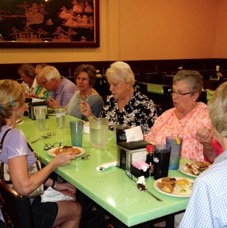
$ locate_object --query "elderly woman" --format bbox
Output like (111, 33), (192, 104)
(0, 79), (82, 227)
(66, 64), (104, 121)
(17, 63), (37, 97)
(180, 81), (227, 227)
(80, 61), (158, 133)
(144, 70), (211, 161)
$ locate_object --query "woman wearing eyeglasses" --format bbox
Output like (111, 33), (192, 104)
(144, 70), (211, 162)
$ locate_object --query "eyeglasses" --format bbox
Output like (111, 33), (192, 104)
(44, 142), (62, 150)
(170, 90), (192, 96)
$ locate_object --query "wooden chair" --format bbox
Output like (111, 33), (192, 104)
(0, 180), (34, 228)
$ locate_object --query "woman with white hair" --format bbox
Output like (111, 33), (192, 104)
(81, 61), (158, 133)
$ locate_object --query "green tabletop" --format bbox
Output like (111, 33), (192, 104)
(147, 83), (212, 101)
(17, 115), (194, 227)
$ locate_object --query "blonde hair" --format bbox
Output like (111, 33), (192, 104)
(106, 61), (135, 86)
(208, 81), (227, 137)
(0, 80), (24, 128)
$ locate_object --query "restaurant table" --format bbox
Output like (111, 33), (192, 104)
(17, 115), (195, 227)
(146, 83), (213, 101)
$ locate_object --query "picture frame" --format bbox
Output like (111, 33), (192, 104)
(0, 0), (99, 48)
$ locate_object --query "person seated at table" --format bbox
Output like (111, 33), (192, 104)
(196, 127), (223, 163)
(144, 70), (211, 161)
(180, 81), (227, 228)
(80, 61), (158, 134)
(34, 63), (51, 100)
(36, 65), (78, 109)
(17, 63), (37, 98)
(0, 79), (82, 228)
(66, 64), (104, 121)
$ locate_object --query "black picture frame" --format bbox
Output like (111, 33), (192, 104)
(0, 0), (99, 48)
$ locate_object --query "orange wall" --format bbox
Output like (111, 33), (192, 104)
(214, 0), (227, 58)
(0, 0), (224, 64)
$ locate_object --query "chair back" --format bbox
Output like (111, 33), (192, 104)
(198, 90), (207, 104)
(162, 85), (173, 111)
(0, 180), (34, 228)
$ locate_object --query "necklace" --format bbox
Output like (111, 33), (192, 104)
(80, 88), (92, 99)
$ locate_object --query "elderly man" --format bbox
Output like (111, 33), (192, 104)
(37, 65), (78, 108)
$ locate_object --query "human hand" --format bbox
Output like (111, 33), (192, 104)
(196, 127), (213, 146)
(52, 153), (76, 167)
(55, 182), (76, 199)
(80, 100), (92, 117)
(46, 98), (59, 109)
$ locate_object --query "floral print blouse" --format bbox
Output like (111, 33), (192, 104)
(144, 102), (211, 161)
(100, 90), (158, 134)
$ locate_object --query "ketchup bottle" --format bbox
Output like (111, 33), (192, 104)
(146, 144), (154, 176)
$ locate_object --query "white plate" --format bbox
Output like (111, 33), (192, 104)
(47, 146), (85, 157)
(153, 177), (193, 197)
(179, 164), (198, 178)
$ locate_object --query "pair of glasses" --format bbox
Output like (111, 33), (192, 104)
(170, 90), (192, 96)
(44, 142), (62, 150)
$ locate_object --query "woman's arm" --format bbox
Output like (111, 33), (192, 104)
(9, 153), (76, 196)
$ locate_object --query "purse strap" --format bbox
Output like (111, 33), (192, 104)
(0, 129), (12, 150)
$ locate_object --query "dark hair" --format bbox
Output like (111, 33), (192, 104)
(17, 64), (36, 79)
(74, 64), (97, 86)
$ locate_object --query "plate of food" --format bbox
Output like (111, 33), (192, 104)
(47, 146), (85, 157)
(153, 177), (193, 197)
(179, 161), (210, 177)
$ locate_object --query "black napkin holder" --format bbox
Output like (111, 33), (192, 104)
(117, 140), (151, 171)
(28, 102), (48, 120)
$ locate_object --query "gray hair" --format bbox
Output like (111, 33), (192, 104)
(208, 81), (227, 137)
(173, 70), (203, 93)
(38, 65), (61, 81)
(106, 61), (135, 86)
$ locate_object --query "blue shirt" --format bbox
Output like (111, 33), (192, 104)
(180, 150), (227, 228)
(51, 77), (78, 107)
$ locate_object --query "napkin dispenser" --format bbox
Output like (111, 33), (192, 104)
(117, 140), (151, 171)
(28, 102), (48, 120)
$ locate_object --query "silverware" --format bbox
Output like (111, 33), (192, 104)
(137, 183), (162, 201)
(31, 132), (56, 143)
(125, 171), (162, 202)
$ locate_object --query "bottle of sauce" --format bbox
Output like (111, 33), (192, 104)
(146, 144), (154, 176)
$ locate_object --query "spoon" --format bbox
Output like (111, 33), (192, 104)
(137, 183), (162, 202)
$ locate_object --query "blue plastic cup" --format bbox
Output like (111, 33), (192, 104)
(70, 120), (83, 147)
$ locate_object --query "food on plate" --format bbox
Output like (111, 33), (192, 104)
(157, 177), (176, 193)
(157, 177), (192, 194)
(184, 161), (210, 176)
(53, 146), (81, 156)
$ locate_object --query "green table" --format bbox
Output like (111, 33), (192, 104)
(147, 83), (212, 101)
(17, 115), (194, 227)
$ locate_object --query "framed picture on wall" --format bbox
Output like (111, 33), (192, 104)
(0, 0), (99, 48)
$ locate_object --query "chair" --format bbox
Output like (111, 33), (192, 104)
(162, 85), (173, 111)
(0, 180), (34, 228)
(134, 81), (149, 97)
(93, 76), (111, 102)
(142, 72), (164, 84)
(198, 90), (207, 104)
